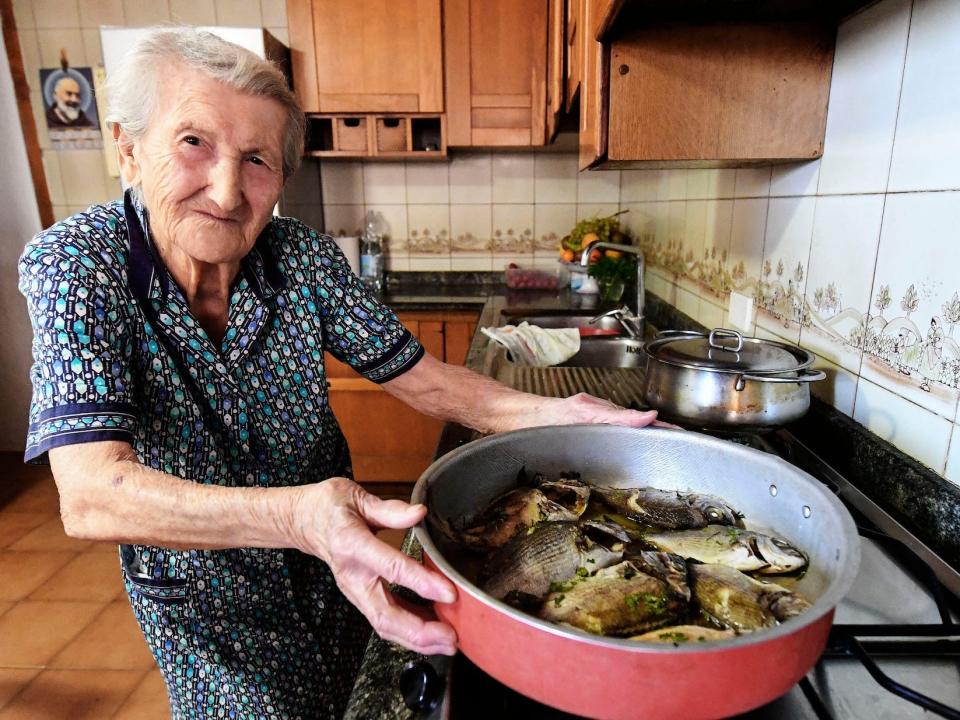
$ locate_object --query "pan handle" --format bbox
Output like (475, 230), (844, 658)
(709, 328), (744, 352)
(734, 369), (827, 391)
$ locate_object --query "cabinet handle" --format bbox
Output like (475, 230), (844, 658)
(618, 64), (630, 75)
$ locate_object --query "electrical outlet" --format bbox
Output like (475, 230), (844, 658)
(728, 291), (755, 332)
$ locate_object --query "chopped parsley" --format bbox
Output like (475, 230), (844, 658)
(623, 566), (637, 580)
(576, 566), (589, 578)
(726, 527), (740, 540)
(625, 592), (667, 613)
(658, 631), (688, 643)
(553, 594), (565, 608)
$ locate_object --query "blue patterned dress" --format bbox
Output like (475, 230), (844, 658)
(18, 191), (425, 719)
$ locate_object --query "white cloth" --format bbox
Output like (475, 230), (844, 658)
(482, 322), (581, 367)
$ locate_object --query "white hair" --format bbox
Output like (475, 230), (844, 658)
(104, 27), (305, 184)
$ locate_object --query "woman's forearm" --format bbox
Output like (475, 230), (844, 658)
(49, 441), (301, 549)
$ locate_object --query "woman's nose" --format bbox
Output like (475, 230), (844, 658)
(208, 158), (243, 214)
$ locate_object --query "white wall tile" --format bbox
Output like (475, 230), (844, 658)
(888, 0), (960, 192)
(405, 162), (449, 204)
(801, 194), (884, 372)
(533, 204), (576, 254)
(854, 377), (953, 472)
(677, 286), (699, 318)
(620, 170), (659, 203)
(863, 190), (960, 419)
(818, 0), (911, 194)
(450, 204), (492, 251)
(492, 154), (535, 203)
(320, 161), (363, 205)
(577, 168), (620, 203)
(620, 202), (656, 242)
(703, 199), (734, 256)
(451, 256), (493, 271)
(577, 203), (619, 222)
(687, 169), (735, 200)
(410, 257), (452, 271)
(322, 204), (364, 238)
(260, 0), (286, 27)
(449, 153), (491, 204)
(38, 29), (87, 68)
(770, 159), (821, 197)
(170, 0), (216, 24)
(659, 169), (687, 200)
(81, 28), (102, 66)
(534, 154), (578, 203)
(699, 298), (725, 330)
(492, 204), (534, 253)
(728, 198), (768, 291)
(407, 204), (450, 253)
(362, 162), (406, 205)
(41, 152), (65, 206)
(734, 167), (771, 198)
(78, 0), (124, 26)
(32, 0), (80, 28)
(59, 150), (110, 205)
(683, 200), (708, 267)
(214, 0), (261, 25)
(122, 0), (171, 24)
(266, 26), (288, 46)
(811, 355), (860, 416)
(12, 0), (36, 29)
(756, 196), (816, 343)
(18, 31), (41, 93)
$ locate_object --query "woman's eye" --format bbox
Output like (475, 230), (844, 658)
(248, 156), (265, 166)
(182, 135), (201, 146)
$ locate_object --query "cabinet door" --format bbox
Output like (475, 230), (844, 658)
(565, 0), (582, 113)
(546, 0), (566, 142)
(445, 0), (549, 147)
(288, 0), (443, 114)
(578, 0), (608, 169)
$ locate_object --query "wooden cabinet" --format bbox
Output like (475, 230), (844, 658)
(286, 0), (443, 114)
(326, 310), (480, 483)
(572, 1), (837, 168)
(444, 0), (549, 147)
(545, 0), (566, 142)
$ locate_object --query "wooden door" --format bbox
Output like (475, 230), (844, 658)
(565, 0), (582, 113)
(445, 0), (549, 147)
(286, 0), (443, 114)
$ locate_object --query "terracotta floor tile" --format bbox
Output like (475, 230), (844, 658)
(0, 669), (41, 711)
(0, 551), (77, 602)
(0, 601), (104, 666)
(0, 513), (53, 549)
(29, 552), (124, 603)
(50, 601), (155, 671)
(7, 517), (91, 553)
(0, 669), (144, 720)
(0, 602), (11, 619)
(0, 478), (60, 515)
(109, 670), (170, 720)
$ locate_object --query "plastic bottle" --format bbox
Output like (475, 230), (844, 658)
(360, 218), (384, 293)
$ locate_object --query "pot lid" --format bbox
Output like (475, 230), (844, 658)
(647, 328), (812, 373)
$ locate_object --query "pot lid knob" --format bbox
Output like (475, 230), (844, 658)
(400, 659), (445, 713)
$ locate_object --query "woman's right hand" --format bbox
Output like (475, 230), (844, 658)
(286, 477), (458, 656)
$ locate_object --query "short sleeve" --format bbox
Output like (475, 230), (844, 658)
(18, 232), (138, 463)
(306, 230), (424, 383)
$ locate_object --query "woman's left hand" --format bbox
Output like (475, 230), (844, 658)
(522, 392), (678, 430)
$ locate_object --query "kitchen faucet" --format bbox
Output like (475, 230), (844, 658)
(581, 242), (645, 338)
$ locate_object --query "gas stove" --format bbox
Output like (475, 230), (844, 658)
(404, 429), (960, 720)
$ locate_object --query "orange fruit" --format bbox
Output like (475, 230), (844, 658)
(589, 249), (602, 264)
(561, 249), (575, 263)
(582, 232), (599, 247)
(605, 250), (623, 259)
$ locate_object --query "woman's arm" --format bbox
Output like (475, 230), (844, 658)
(48, 440), (458, 656)
(381, 352), (659, 433)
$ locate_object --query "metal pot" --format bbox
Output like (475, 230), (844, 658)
(643, 328), (826, 430)
(412, 425), (860, 720)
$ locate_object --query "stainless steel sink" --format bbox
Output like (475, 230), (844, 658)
(503, 313), (623, 333)
(559, 337), (646, 368)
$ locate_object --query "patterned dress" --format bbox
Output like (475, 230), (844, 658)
(18, 191), (425, 719)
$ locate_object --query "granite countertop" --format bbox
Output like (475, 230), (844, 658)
(343, 282), (960, 719)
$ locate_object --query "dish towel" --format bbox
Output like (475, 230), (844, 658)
(481, 322), (581, 367)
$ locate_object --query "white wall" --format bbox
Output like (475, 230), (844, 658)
(0, 32), (42, 452)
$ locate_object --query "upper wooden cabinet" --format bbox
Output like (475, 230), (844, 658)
(574, 0), (837, 168)
(444, 0), (549, 147)
(286, 0), (443, 114)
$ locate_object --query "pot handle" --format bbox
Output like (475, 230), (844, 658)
(709, 328), (744, 352)
(656, 329), (703, 338)
(734, 369), (827, 391)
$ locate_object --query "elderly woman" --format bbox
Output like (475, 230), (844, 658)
(18, 29), (658, 719)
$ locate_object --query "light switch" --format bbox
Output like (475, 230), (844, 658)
(727, 291), (755, 332)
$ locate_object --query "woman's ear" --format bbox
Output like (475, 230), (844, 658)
(112, 124), (140, 190)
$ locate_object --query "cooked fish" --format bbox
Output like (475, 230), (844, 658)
(538, 475), (591, 518)
(630, 625), (737, 644)
(627, 551), (690, 602)
(438, 487), (582, 551)
(690, 563), (812, 631)
(480, 522), (624, 601)
(539, 561), (684, 636)
(592, 486), (744, 530)
(643, 526), (807, 574)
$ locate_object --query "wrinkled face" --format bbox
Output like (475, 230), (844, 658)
(118, 63), (287, 265)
